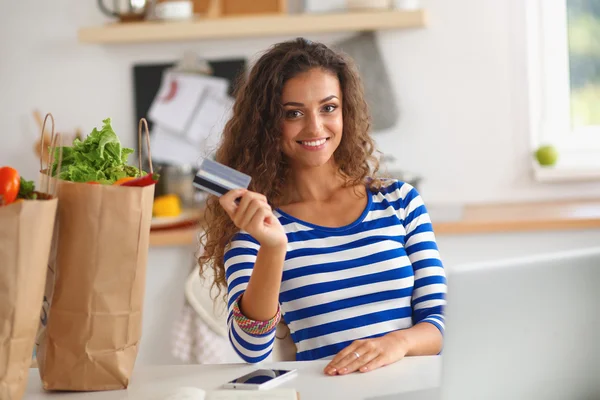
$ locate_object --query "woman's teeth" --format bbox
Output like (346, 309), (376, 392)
(301, 139), (327, 147)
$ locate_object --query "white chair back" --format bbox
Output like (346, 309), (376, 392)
(185, 265), (297, 362)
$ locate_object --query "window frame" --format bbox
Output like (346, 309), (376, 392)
(526, 0), (600, 181)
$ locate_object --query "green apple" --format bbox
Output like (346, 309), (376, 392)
(535, 145), (559, 166)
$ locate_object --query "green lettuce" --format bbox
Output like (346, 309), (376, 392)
(17, 177), (37, 200)
(51, 118), (141, 184)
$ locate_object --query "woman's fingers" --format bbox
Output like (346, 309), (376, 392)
(331, 340), (361, 364)
(219, 189), (271, 229)
(333, 343), (372, 374)
(236, 198), (268, 231)
(324, 339), (394, 375)
(219, 189), (285, 248)
(218, 189), (247, 216)
(338, 351), (379, 375)
(324, 340), (362, 375)
(246, 206), (271, 234)
(358, 355), (388, 373)
(232, 191), (253, 226)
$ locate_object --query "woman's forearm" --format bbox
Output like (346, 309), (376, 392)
(387, 322), (443, 356)
(239, 243), (287, 321)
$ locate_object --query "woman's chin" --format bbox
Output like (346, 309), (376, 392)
(299, 156), (335, 169)
(293, 155), (333, 169)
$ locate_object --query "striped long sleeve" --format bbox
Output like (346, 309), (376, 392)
(398, 183), (447, 334)
(224, 233), (277, 363)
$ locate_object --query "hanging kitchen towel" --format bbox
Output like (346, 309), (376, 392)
(334, 32), (400, 131)
(172, 263), (230, 364)
(172, 300), (229, 364)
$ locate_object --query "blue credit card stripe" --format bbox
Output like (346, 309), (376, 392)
(193, 176), (229, 196)
(197, 169), (239, 191)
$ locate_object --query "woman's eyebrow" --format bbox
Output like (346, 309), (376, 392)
(319, 95), (338, 103)
(283, 95), (339, 107)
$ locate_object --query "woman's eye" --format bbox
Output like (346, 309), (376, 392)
(286, 110), (302, 118)
(323, 105), (337, 113)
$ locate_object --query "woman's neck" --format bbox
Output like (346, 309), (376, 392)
(285, 160), (345, 204)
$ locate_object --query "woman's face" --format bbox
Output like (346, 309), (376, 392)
(280, 68), (343, 169)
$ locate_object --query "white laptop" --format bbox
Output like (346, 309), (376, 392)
(373, 247), (600, 400)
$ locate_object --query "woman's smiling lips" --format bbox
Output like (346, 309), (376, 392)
(296, 137), (330, 151)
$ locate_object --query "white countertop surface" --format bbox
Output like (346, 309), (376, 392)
(25, 357), (441, 400)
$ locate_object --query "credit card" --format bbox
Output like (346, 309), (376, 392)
(193, 158), (252, 197)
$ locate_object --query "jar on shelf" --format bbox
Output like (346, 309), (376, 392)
(394, 0), (421, 10)
(346, 0), (392, 11)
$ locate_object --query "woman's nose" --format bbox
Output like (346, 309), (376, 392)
(306, 113), (323, 136)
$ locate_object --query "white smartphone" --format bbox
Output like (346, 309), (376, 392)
(222, 368), (297, 390)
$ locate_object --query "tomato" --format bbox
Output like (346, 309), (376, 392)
(0, 166), (20, 206)
(113, 177), (136, 186)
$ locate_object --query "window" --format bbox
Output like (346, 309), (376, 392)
(528, 0), (600, 181)
(567, 1), (600, 131)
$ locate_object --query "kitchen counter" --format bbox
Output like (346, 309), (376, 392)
(433, 198), (600, 234)
(149, 199), (600, 247)
(150, 227), (200, 247)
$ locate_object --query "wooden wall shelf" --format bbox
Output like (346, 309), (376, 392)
(78, 10), (426, 44)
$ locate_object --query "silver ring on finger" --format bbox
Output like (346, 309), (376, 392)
(353, 351), (360, 359)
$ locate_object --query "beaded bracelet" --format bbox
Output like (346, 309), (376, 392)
(232, 294), (281, 336)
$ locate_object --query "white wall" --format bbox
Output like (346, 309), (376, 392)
(138, 247), (194, 365)
(1, 0), (599, 204)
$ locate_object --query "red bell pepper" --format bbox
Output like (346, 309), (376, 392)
(120, 172), (159, 187)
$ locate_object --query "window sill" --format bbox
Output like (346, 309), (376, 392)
(533, 162), (600, 183)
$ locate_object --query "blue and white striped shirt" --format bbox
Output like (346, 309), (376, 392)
(224, 180), (447, 362)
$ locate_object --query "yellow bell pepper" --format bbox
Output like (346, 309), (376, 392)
(153, 194), (182, 218)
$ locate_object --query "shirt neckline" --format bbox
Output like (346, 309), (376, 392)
(275, 185), (373, 233)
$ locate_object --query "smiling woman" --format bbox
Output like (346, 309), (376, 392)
(199, 38), (446, 375)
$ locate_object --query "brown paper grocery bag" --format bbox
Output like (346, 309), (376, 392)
(0, 199), (57, 400)
(36, 119), (155, 391)
(0, 119), (60, 400)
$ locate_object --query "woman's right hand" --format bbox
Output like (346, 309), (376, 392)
(219, 189), (287, 249)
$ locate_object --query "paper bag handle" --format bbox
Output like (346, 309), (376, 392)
(46, 132), (63, 196)
(39, 113), (56, 172)
(138, 118), (154, 174)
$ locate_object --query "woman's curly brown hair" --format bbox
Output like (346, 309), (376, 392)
(198, 38), (381, 297)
